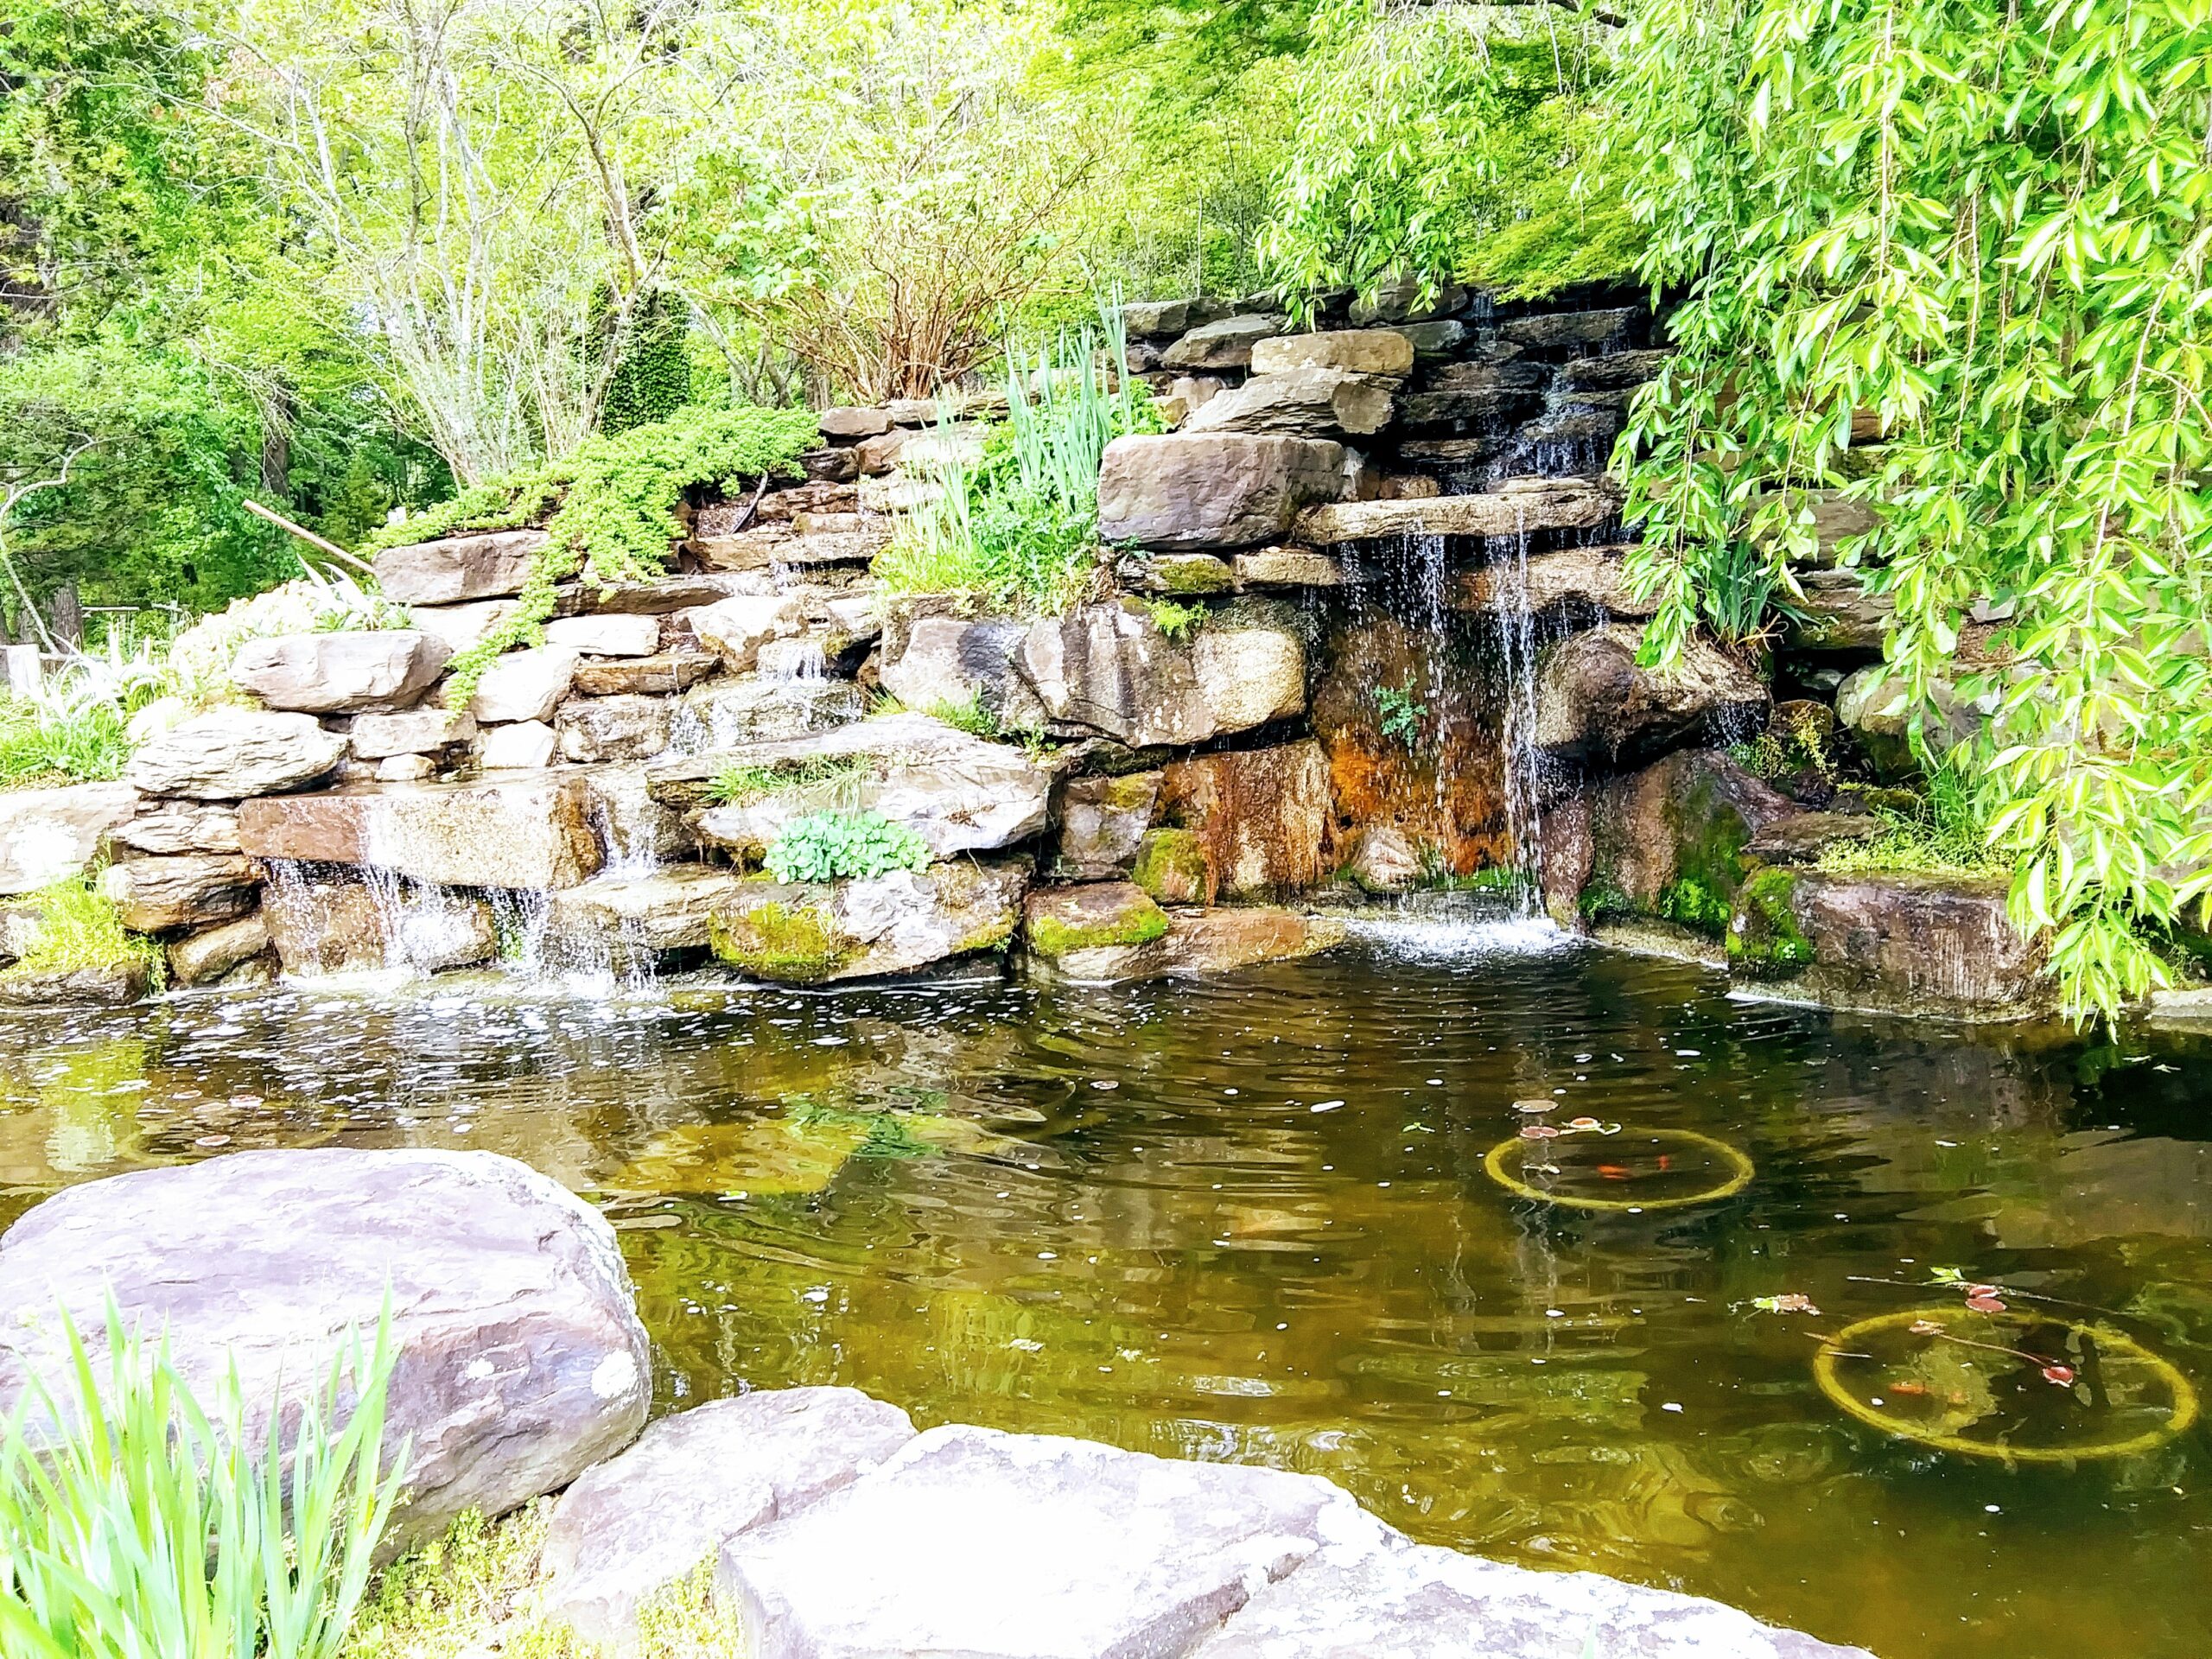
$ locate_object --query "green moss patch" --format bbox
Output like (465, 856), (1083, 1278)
(1027, 898), (1169, 958)
(1727, 866), (1815, 976)
(1132, 829), (1215, 906)
(709, 899), (853, 983)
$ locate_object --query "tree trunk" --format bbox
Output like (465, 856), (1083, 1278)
(48, 582), (81, 649)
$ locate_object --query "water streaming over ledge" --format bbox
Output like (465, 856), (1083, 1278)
(3, 939), (2210, 1659)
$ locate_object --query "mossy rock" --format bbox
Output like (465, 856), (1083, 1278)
(1132, 828), (1216, 906)
(1726, 865), (1815, 976)
(1658, 875), (1732, 938)
(1024, 884), (1172, 959)
(709, 899), (854, 984)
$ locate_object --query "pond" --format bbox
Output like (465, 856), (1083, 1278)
(3, 920), (2209, 1659)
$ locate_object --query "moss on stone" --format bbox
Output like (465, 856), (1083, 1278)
(1578, 880), (1631, 920)
(709, 900), (853, 982)
(1027, 899), (1170, 958)
(1727, 866), (1815, 976)
(1657, 875), (1731, 937)
(1132, 828), (1215, 906)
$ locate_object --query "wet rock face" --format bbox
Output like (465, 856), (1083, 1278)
(374, 528), (546, 605)
(260, 867), (495, 976)
(1097, 435), (1347, 550)
(0, 1148), (652, 1554)
(1311, 612), (1510, 879)
(544, 868), (750, 955)
(677, 678), (868, 749)
(238, 772), (604, 891)
(167, 909), (272, 988)
(229, 630), (451, 715)
(690, 595), (806, 673)
(99, 853), (258, 933)
(874, 611), (1030, 719)
(1734, 869), (2052, 1020)
(0, 960), (149, 1007)
(1159, 741), (1332, 899)
(707, 859), (1030, 984)
(555, 695), (673, 765)
(1534, 624), (1769, 766)
(1021, 881), (1171, 976)
(1052, 771), (1162, 880)
(1584, 749), (1799, 931)
(1455, 544), (1656, 620)
(125, 711), (347, 802)
(571, 652), (719, 698)
(0, 781), (138, 893)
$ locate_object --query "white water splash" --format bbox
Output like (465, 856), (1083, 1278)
(1348, 914), (1574, 962)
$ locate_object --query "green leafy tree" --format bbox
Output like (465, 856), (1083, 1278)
(1611, 0), (2212, 1023)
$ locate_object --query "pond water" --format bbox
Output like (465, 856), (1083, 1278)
(3, 921), (2209, 1658)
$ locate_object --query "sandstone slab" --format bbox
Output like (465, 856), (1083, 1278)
(480, 720), (558, 771)
(99, 853), (257, 933)
(349, 708), (477, 760)
(708, 860), (1029, 984)
(573, 652), (719, 698)
(690, 596), (806, 674)
(407, 599), (519, 656)
(0, 782), (137, 893)
(875, 613), (1032, 721)
(111, 798), (238, 857)
(0, 960), (149, 1007)
(1193, 1539), (1871, 1659)
(718, 1422), (1376, 1659)
(1535, 625), (1769, 765)
(168, 909), (273, 988)
(468, 646), (580, 725)
(542, 1389), (916, 1646)
(556, 696), (672, 766)
(1249, 329), (1414, 378)
(553, 575), (745, 618)
(675, 678), (868, 752)
(0, 1148), (650, 1552)
(126, 711), (347, 802)
(230, 631), (450, 715)
(689, 713), (1052, 859)
(1499, 307), (1638, 350)
(1160, 313), (1287, 371)
(817, 406), (893, 440)
(1296, 479), (1619, 544)
(545, 867), (752, 954)
(543, 613), (661, 658)
(1016, 602), (1305, 747)
(238, 773), (603, 890)
(1099, 435), (1347, 551)
(1183, 367), (1395, 439)
(1053, 771), (1161, 880)
(1456, 544), (1655, 618)
(1233, 549), (1344, 589)
(375, 528), (547, 605)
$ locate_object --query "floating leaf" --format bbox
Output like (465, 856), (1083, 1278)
(1567, 1116), (1602, 1130)
(1965, 1293), (2007, 1313)
(1520, 1123), (1561, 1140)
(1752, 1293), (1821, 1315)
(1512, 1098), (1554, 1115)
(1910, 1319), (1944, 1336)
(2041, 1363), (2076, 1387)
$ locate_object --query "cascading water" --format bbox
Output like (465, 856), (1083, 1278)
(1486, 512), (1547, 912)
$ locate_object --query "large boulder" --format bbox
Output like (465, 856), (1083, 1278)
(1249, 329), (1414, 378)
(0, 960), (149, 1007)
(374, 528), (546, 605)
(350, 707), (477, 760)
(676, 714), (1052, 859)
(468, 646), (580, 725)
(1193, 1539), (1869, 1659)
(0, 1148), (651, 1553)
(1534, 625), (1769, 765)
(676, 678), (868, 750)
(1182, 367), (1395, 439)
(1098, 435), (1346, 550)
(690, 595), (805, 674)
(874, 612), (1033, 722)
(541, 1389), (917, 1647)
(167, 909), (273, 988)
(111, 798), (238, 856)
(718, 1422), (1380, 1659)
(1728, 868), (2051, 1020)
(1158, 741), (1332, 899)
(555, 695), (673, 765)
(1581, 750), (1800, 932)
(238, 772), (603, 890)
(99, 853), (257, 933)
(1160, 313), (1287, 371)
(544, 868), (751, 955)
(0, 782), (137, 894)
(229, 631), (451, 715)
(707, 860), (1029, 984)
(1014, 601), (1306, 747)
(260, 867), (493, 976)
(125, 711), (347, 801)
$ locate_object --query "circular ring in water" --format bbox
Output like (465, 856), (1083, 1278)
(1481, 1127), (1753, 1211)
(1813, 1307), (2199, 1464)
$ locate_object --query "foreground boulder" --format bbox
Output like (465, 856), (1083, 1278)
(544, 867), (751, 955)
(1098, 435), (1346, 550)
(708, 860), (1028, 983)
(230, 631), (450, 715)
(0, 781), (137, 894)
(0, 1148), (651, 1551)
(541, 1389), (917, 1646)
(99, 853), (257, 933)
(125, 710), (347, 801)
(374, 528), (546, 605)
(1023, 887), (1346, 984)
(0, 960), (150, 1007)
(238, 772), (603, 890)
(1535, 625), (1768, 764)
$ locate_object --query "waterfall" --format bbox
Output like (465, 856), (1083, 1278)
(1489, 510), (1547, 912)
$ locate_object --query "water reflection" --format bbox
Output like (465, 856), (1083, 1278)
(1, 940), (2209, 1658)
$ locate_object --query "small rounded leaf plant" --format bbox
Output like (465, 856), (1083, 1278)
(765, 810), (932, 884)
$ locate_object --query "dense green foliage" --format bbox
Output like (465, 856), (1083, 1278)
(0, 872), (164, 986)
(368, 404), (817, 708)
(0, 1304), (401, 1657)
(877, 308), (1165, 611)
(1611, 0), (2212, 1021)
(765, 810), (934, 883)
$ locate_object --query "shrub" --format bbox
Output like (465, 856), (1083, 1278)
(765, 810), (932, 883)
(0, 650), (168, 791)
(0, 1301), (403, 1659)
